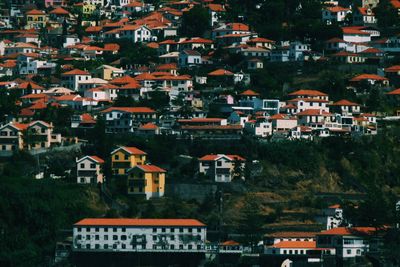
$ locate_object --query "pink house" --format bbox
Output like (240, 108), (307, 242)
(45, 0), (68, 7)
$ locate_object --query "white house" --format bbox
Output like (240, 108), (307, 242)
(198, 154), (245, 182)
(72, 218), (207, 253)
(322, 6), (350, 25)
(76, 155), (105, 184)
(342, 27), (371, 43)
(315, 204), (344, 230)
(353, 7), (376, 26)
(61, 69), (92, 91)
(178, 50), (202, 67)
(316, 227), (378, 258)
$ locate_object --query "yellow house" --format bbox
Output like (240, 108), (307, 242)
(74, 3), (96, 16)
(26, 9), (47, 29)
(111, 146), (147, 176)
(126, 165), (166, 200)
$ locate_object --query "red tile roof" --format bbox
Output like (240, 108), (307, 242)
(50, 7), (70, 15)
(89, 156), (105, 163)
(101, 107), (156, 113)
(240, 89), (260, 96)
(62, 69), (90, 76)
(273, 241), (316, 249)
(113, 146), (147, 155)
(75, 218), (205, 227)
(199, 154), (245, 161)
(330, 99), (360, 106)
(350, 74), (387, 82)
(387, 88), (400, 95)
(136, 164), (166, 173)
(139, 122), (158, 130)
(208, 69), (234, 76)
(267, 232), (318, 238)
(385, 65), (400, 73)
(318, 227), (378, 236)
(297, 109), (332, 116)
(288, 89), (327, 97)
(26, 9), (45, 15)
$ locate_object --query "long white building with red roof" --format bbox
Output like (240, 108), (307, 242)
(72, 218), (207, 253)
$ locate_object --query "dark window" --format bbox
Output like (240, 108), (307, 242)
(95, 235), (99, 240)
(121, 235), (127, 240)
(113, 235), (118, 240)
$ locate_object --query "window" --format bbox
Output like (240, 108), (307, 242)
(122, 244), (126, 249)
(77, 234), (82, 240)
(283, 250), (287, 254)
(95, 228), (99, 232)
(188, 245), (192, 249)
(217, 161), (222, 167)
(179, 228), (183, 233)
(90, 164), (96, 169)
(104, 244), (108, 249)
(153, 228), (157, 233)
(162, 228), (166, 233)
(104, 228), (108, 232)
(113, 228), (117, 232)
(170, 235), (175, 240)
(86, 235), (90, 240)
(95, 235), (99, 240)
(121, 235), (127, 240)
(124, 155), (129, 160)
(114, 155), (119, 160)
(170, 245), (175, 250)
(104, 235), (108, 240)
(179, 245), (183, 249)
(171, 228), (175, 233)
(86, 244), (90, 249)
(113, 235), (118, 240)
(188, 228), (192, 233)
(197, 245), (202, 250)
(86, 227), (90, 231)
(95, 244), (100, 249)
(77, 228), (81, 232)
(347, 249), (352, 255)
(153, 236), (157, 241)
(113, 244), (117, 249)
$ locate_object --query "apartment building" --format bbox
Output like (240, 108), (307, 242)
(126, 164), (166, 199)
(72, 218), (207, 253)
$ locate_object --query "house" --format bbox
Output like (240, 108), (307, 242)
(287, 89), (330, 113)
(264, 241), (335, 256)
(264, 231), (318, 246)
(208, 3), (225, 26)
(268, 114), (298, 132)
(316, 227), (380, 258)
(72, 218), (207, 252)
(45, 0), (69, 7)
(296, 109), (334, 129)
(102, 107), (157, 133)
(315, 204), (344, 230)
(342, 27), (371, 43)
(247, 37), (275, 50)
(76, 155), (105, 184)
(0, 120), (61, 155)
(212, 23), (251, 39)
(331, 51), (365, 64)
(325, 38), (347, 52)
(111, 146), (147, 176)
(61, 69), (92, 91)
(104, 25), (153, 43)
(178, 50), (202, 68)
(126, 164), (166, 199)
(71, 113), (97, 129)
(137, 122), (160, 135)
(247, 58), (264, 70)
(353, 7), (377, 26)
(349, 73), (389, 87)
(92, 65), (125, 81)
(244, 119), (272, 138)
(329, 100), (361, 116)
(322, 6), (350, 25)
(198, 154), (245, 182)
(26, 9), (47, 29)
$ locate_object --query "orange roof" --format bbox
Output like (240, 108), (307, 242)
(350, 74), (387, 82)
(139, 122), (158, 130)
(221, 240), (240, 246)
(178, 118), (223, 123)
(208, 69), (234, 76)
(328, 204), (341, 209)
(74, 218), (205, 227)
(387, 88), (400, 95)
(330, 99), (360, 106)
(113, 146), (147, 155)
(247, 37), (275, 44)
(135, 73), (156, 81)
(88, 156), (105, 164)
(135, 164), (166, 173)
(110, 75), (137, 85)
(101, 107), (155, 113)
(62, 69), (90, 76)
(155, 63), (177, 70)
(385, 65), (400, 73)
(227, 23), (249, 31)
(85, 26), (103, 33)
(273, 241), (317, 249)
(26, 9), (45, 15)
(81, 113), (96, 124)
(297, 109), (332, 116)
(318, 227), (378, 236)
(17, 81), (44, 90)
(288, 89), (327, 97)
(181, 125), (242, 130)
(208, 3), (225, 12)
(342, 27), (370, 35)
(199, 154), (245, 161)
(50, 7), (69, 15)
(267, 232), (318, 238)
(240, 89), (259, 96)
(326, 6), (350, 13)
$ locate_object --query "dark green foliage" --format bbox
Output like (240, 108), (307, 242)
(180, 6), (211, 37)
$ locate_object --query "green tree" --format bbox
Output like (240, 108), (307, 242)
(180, 6), (210, 37)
